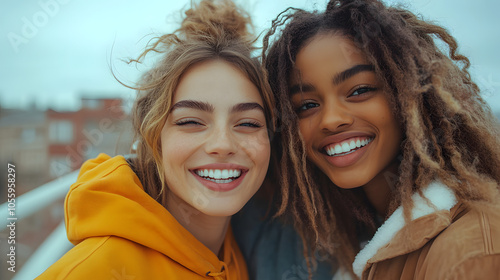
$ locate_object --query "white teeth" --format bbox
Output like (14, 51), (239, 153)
(349, 140), (356, 150)
(195, 169), (242, 182)
(334, 145), (342, 154)
(325, 138), (373, 156)
(341, 143), (351, 153)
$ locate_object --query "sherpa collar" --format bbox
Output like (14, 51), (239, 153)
(352, 181), (458, 278)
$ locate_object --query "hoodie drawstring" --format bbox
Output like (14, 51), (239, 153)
(230, 247), (238, 280)
(206, 271), (224, 280)
(206, 261), (230, 280)
(222, 262), (230, 280)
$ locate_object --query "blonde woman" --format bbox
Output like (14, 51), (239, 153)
(37, 0), (275, 279)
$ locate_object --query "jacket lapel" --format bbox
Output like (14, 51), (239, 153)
(352, 181), (458, 278)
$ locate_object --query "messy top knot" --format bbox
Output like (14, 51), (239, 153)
(128, 0), (255, 64)
(181, 0), (253, 42)
(127, 0), (275, 207)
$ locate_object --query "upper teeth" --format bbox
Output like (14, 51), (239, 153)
(195, 169), (242, 180)
(325, 138), (373, 156)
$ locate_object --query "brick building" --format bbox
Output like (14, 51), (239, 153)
(0, 97), (133, 279)
(47, 97), (133, 177)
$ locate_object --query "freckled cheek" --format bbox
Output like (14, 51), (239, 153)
(238, 131), (271, 162)
(161, 134), (199, 165)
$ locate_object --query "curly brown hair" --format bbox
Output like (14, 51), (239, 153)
(263, 0), (500, 275)
(125, 0), (275, 206)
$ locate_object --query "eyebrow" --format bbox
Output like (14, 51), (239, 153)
(289, 64), (375, 96)
(171, 100), (215, 112)
(230, 102), (265, 114)
(171, 100), (264, 114)
(333, 64), (375, 85)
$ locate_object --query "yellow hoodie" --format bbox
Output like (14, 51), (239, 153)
(36, 154), (248, 280)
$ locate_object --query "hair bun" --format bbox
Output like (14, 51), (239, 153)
(180, 0), (253, 42)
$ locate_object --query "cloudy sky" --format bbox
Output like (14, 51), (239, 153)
(1, 0), (499, 112)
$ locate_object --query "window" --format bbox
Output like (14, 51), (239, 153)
(21, 128), (36, 143)
(49, 120), (73, 143)
(82, 99), (102, 110)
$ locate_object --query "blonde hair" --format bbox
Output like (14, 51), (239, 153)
(128, 0), (275, 205)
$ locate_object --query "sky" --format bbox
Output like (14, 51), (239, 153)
(1, 0), (499, 113)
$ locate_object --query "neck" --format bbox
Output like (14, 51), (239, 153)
(166, 193), (230, 256)
(362, 161), (399, 217)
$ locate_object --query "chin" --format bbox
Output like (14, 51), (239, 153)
(332, 183), (363, 190)
(327, 174), (366, 190)
(198, 203), (246, 217)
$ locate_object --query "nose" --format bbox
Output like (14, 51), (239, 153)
(319, 100), (354, 133)
(204, 124), (237, 157)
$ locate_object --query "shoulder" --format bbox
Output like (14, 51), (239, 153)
(232, 196), (335, 280)
(435, 203), (500, 255)
(36, 236), (112, 279)
(36, 236), (168, 279)
(425, 203), (500, 279)
(443, 255), (500, 280)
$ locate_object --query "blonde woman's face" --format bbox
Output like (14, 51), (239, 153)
(289, 34), (402, 190)
(161, 60), (270, 218)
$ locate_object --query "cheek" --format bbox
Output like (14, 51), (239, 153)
(379, 103), (402, 135)
(377, 105), (403, 154)
(252, 133), (271, 187)
(161, 133), (194, 169)
(387, 120), (403, 151)
(240, 130), (271, 166)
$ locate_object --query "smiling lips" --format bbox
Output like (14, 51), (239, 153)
(324, 137), (373, 157)
(195, 169), (242, 183)
(191, 165), (248, 192)
(321, 136), (374, 168)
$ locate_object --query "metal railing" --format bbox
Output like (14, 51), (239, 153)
(0, 170), (78, 279)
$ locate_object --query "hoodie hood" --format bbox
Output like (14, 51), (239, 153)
(64, 153), (238, 278)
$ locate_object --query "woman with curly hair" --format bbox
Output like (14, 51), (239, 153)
(263, 0), (500, 279)
(36, 0), (275, 279)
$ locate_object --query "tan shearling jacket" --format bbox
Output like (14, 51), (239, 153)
(352, 181), (500, 280)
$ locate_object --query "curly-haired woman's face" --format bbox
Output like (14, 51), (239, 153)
(161, 60), (270, 218)
(289, 34), (402, 190)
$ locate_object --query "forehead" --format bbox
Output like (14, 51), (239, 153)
(293, 33), (368, 77)
(173, 60), (263, 105)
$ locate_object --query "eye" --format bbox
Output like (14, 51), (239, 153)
(349, 86), (377, 97)
(237, 121), (263, 128)
(175, 119), (203, 126)
(295, 101), (319, 113)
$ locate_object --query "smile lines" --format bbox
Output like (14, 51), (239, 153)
(195, 169), (242, 183)
(325, 137), (373, 156)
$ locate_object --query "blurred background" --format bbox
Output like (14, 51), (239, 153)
(0, 0), (499, 279)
